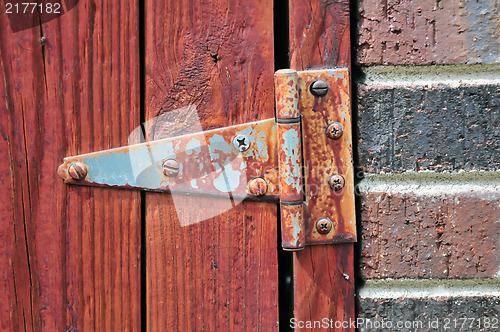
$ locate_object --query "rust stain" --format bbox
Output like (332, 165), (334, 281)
(280, 204), (305, 250)
(298, 69), (356, 244)
(277, 123), (303, 202)
(274, 69), (300, 119)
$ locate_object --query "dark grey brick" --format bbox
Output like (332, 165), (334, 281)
(357, 84), (500, 172)
(358, 297), (500, 332)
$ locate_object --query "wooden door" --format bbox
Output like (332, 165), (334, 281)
(0, 0), (353, 331)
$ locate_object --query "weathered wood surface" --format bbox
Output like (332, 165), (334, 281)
(289, 0), (356, 330)
(290, 0), (351, 70)
(0, 1), (141, 330)
(144, 0), (279, 330)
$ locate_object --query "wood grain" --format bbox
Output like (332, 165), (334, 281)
(290, 0), (351, 70)
(0, 1), (141, 330)
(144, 0), (279, 330)
(289, 0), (356, 330)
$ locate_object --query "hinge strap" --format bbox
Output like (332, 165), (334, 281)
(57, 119), (280, 200)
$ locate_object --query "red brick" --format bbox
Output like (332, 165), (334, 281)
(360, 191), (500, 279)
(357, 0), (500, 65)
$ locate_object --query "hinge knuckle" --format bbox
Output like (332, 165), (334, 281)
(274, 69), (300, 119)
(275, 69), (306, 250)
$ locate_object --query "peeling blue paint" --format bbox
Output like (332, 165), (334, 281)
(281, 128), (302, 192)
(83, 140), (179, 189)
(208, 134), (231, 160)
(213, 163), (241, 193)
(254, 130), (270, 162)
(290, 211), (302, 245)
(185, 138), (202, 155)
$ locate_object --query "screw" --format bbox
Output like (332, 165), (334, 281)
(248, 177), (268, 196)
(328, 174), (345, 191)
(233, 134), (250, 152)
(68, 162), (87, 181)
(326, 122), (343, 139)
(162, 159), (180, 177)
(310, 80), (328, 97)
(316, 218), (333, 234)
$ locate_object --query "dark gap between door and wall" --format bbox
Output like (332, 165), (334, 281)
(274, 0), (294, 331)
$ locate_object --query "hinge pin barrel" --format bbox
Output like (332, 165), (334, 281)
(275, 69), (305, 251)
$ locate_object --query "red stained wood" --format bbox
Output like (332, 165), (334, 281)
(0, 1), (141, 330)
(289, 0), (356, 330)
(144, 0), (279, 330)
(290, 0), (351, 70)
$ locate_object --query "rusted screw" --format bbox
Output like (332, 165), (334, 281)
(310, 80), (328, 97)
(316, 218), (333, 234)
(328, 174), (345, 191)
(68, 162), (87, 181)
(248, 177), (268, 196)
(326, 122), (343, 139)
(162, 159), (180, 177)
(233, 134), (250, 152)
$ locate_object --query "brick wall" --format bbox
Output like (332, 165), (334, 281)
(355, 1), (500, 330)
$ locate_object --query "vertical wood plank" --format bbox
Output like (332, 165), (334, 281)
(0, 19), (38, 330)
(289, 0), (356, 330)
(144, 0), (279, 330)
(290, 0), (351, 69)
(0, 1), (141, 330)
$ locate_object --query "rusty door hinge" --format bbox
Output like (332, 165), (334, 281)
(57, 69), (356, 250)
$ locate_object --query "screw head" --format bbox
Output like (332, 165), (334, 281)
(248, 177), (268, 196)
(310, 80), (329, 97)
(68, 162), (87, 181)
(162, 159), (180, 177)
(326, 122), (343, 139)
(233, 134), (250, 152)
(316, 218), (333, 234)
(328, 174), (345, 191)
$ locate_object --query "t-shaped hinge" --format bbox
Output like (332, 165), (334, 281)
(57, 69), (356, 250)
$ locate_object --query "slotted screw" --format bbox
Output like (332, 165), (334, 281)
(68, 162), (87, 181)
(162, 159), (180, 177)
(233, 134), (250, 152)
(310, 80), (328, 97)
